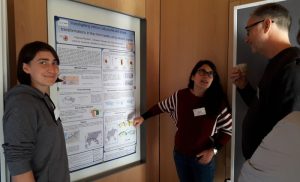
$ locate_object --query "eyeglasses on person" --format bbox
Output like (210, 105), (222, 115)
(245, 19), (274, 36)
(197, 69), (214, 78)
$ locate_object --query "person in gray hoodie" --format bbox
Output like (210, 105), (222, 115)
(2, 41), (70, 182)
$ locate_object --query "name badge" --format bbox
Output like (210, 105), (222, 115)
(193, 107), (206, 117)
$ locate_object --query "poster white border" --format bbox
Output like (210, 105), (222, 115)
(0, 0), (9, 181)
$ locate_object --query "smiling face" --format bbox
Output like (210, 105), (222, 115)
(191, 64), (214, 92)
(23, 51), (59, 93)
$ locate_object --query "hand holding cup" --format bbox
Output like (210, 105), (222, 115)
(231, 63), (248, 89)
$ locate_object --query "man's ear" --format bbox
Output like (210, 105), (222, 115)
(23, 63), (30, 74)
(264, 18), (273, 33)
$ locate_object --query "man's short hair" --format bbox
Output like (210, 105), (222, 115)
(252, 3), (291, 32)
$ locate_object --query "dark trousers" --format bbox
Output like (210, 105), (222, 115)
(173, 150), (216, 182)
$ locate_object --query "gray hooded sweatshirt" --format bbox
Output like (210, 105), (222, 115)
(2, 84), (70, 182)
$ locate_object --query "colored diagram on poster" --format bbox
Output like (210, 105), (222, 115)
(102, 49), (134, 89)
(104, 111), (136, 152)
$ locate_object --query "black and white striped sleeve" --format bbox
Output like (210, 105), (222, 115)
(142, 91), (178, 121)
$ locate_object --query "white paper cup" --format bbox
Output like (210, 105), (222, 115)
(237, 63), (247, 76)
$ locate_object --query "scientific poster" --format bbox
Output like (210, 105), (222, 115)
(54, 16), (137, 172)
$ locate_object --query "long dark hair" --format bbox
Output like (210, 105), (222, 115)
(188, 60), (229, 115)
(17, 41), (60, 85)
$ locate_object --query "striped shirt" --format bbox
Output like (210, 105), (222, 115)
(142, 88), (232, 156)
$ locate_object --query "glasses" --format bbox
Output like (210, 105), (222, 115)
(245, 19), (265, 36)
(245, 19), (274, 36)
(197, 69), (214, 78)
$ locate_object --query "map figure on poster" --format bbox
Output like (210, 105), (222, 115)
(106, 128), (117, 143)
(65, 130), (80, 144)
(85, 131), (101, 148)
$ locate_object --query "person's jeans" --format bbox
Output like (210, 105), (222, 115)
(173, 150), (216, 182)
